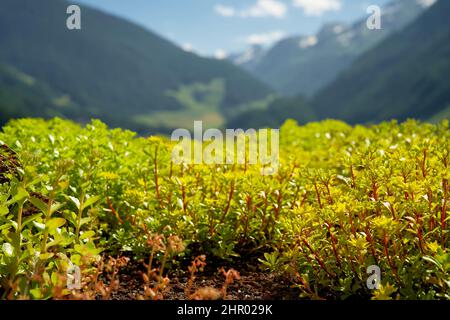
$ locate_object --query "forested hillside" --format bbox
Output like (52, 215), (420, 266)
(0, 0), (273, 132)
(239, 0), (429, 97)
(313, 0), (450, 123)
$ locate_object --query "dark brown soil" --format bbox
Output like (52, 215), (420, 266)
(0, 144), (21, 184)
(109, 260), (301, 300)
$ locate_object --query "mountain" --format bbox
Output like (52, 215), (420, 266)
(238, 0), (432, 97)
(0, 64), (83, 126)
(226, 96), (315, 129)
(0, 0), (273, 132)
(228, 45), (267, 71)
(313, 0), (450, 123)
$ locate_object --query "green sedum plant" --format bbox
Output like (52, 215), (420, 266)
(0, 117), (448, 300)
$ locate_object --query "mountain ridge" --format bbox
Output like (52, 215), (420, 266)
(233, 0), (432, 97)
(0, 0), (273, 132)
(312, 0), (450, 123)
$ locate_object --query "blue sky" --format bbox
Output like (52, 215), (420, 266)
(75, 0), (391, 56)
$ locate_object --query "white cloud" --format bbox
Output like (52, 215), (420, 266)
(416, 0), (437, 8)
(299, 36), (318, 49)
(241, 0), (287, 18)
(214, 4), (236, 17)
(293, 0), (342, 16)
(215, 1), (287, 19)
(244, 30), (286, 45)
(182, 43), (194, 52)
(214, 49), (228, 60)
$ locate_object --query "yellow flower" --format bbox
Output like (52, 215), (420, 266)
(148, 136), (162, 144)
(426, 241), (440, 253)
(99, 172), (119, 180)
(371, 283), (397, 300)
(348, 234), (369, 254)
(372, 216), (400, 237)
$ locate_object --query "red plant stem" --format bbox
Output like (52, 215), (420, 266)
(372, 181), (381, 216)
(291, 185), (301, 210)
(324, 179), (333, 204)
(442, 178), (448, 248)
(372, 181), (379, 201)
(275, 191), (282, 221)
(383, 235), (393, 267)
(314, 181), (323, 209)
(383, 234), (403, 287)
(417, 227), (425, 254)
(220, 181), (235, 224)
(295, 273), (314, 295)
(350, 165), (356, 189)
(349, 213), (356, 236)
(421, 149), (428, 178)
(300, 192), (308, 208)
(106, 196), (123, 224)
(427, 189), (436, 231)
(302, 239), (335, 278)
(327, 224), (342, 269)
(365, 227), (378, 265)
